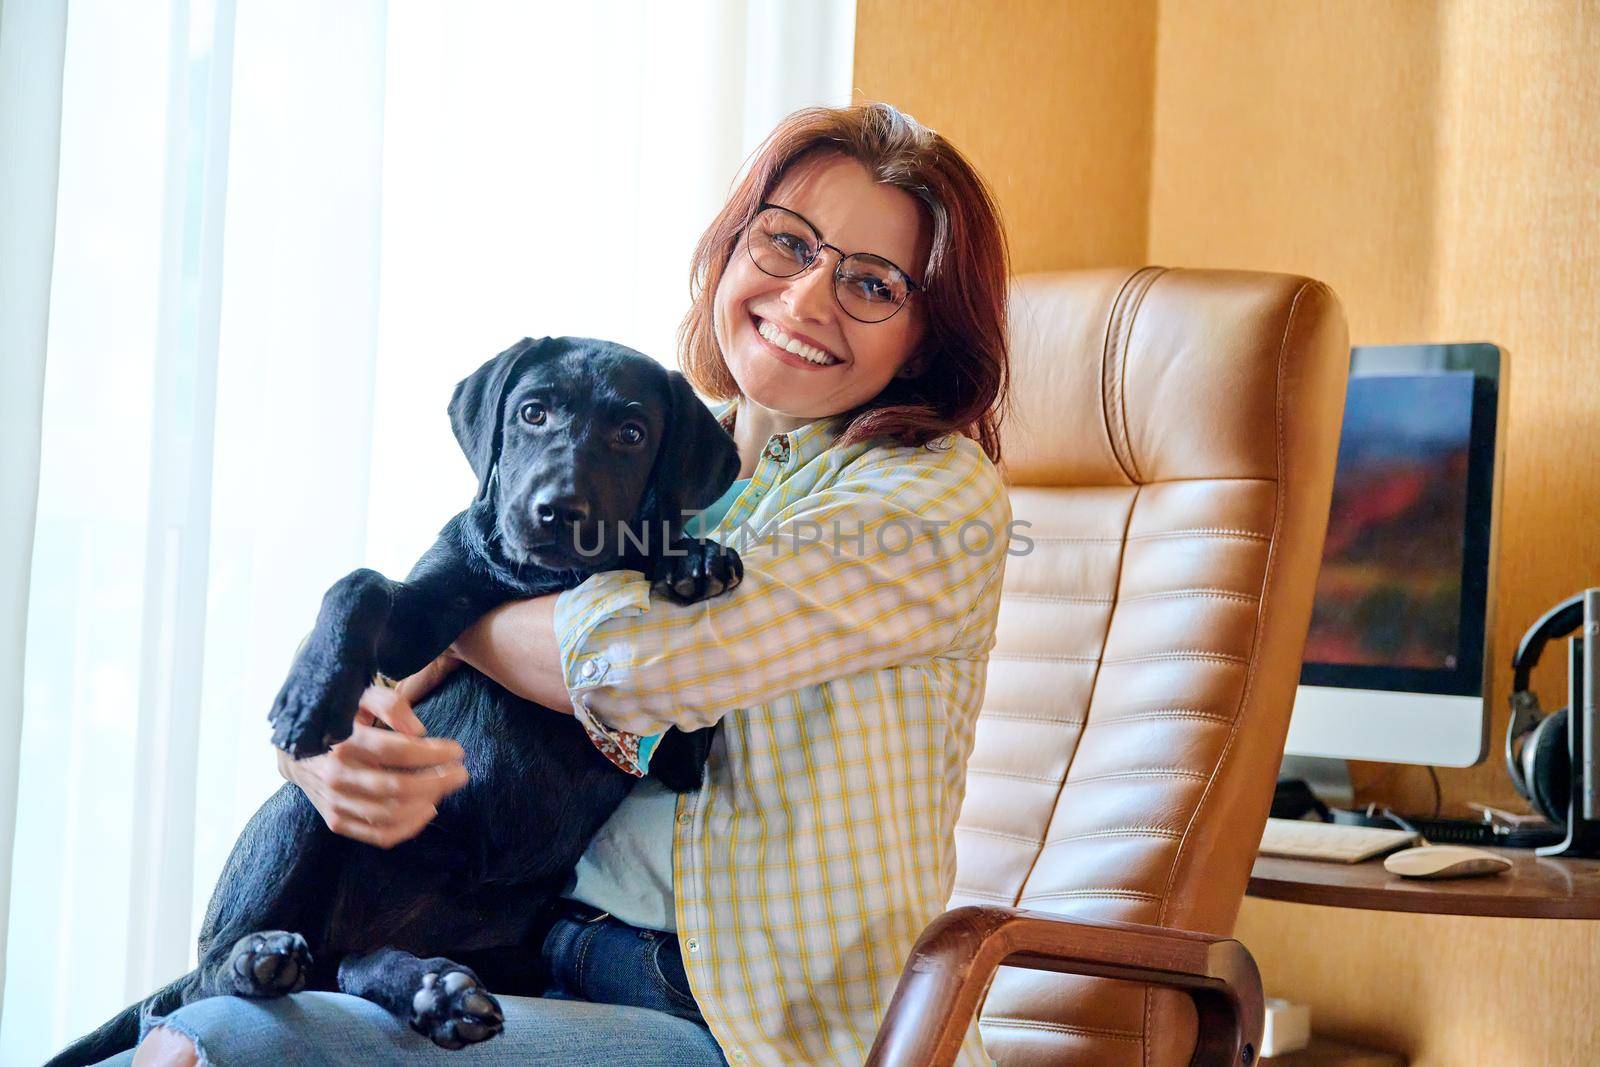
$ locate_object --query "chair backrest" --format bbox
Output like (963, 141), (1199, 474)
(955, 267), (1349, 1066)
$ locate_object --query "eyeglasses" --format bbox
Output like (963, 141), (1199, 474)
(744, 202), (923, 324)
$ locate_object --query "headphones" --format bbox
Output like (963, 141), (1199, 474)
(1505, 592), (1590, 825)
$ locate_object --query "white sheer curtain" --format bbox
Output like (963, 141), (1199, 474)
(0, 1), (855, 1060)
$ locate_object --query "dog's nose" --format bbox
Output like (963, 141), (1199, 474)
(533, 493), (590, 528)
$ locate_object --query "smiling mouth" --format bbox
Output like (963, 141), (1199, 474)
(753, 315), (842, 367)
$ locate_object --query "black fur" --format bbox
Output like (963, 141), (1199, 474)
(46, 337), (743, 1064)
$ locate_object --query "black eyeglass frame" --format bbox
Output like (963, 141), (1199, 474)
(745, 201), (925, 324)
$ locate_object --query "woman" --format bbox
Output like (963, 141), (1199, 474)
(124, 101), (1012, 1067)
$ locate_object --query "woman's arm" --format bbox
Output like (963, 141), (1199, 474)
(469, 441), (1011, 765)
(449, 591), (571, 711)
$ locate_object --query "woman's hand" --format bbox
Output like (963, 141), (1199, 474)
(276, 658), (469, 848)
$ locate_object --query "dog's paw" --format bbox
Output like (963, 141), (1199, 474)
(225, 930), (312, 997)
(268, 657), (368, 759)
(410, 965), (504, 1049)
(652, 538), (743, 604)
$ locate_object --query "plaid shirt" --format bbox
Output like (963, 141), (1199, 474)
(554, 399), (1009, 1066)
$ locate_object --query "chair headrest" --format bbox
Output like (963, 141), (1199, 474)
(999, 267), (1346, 488)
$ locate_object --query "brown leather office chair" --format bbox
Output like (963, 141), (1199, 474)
(870, 267), (1350, 1067)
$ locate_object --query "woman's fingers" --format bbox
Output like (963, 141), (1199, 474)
(336, 721), (465, 769)
(358, 684), (426, 737)
(323, 795), (443, 849)
(394, 653), (462, 709)
(278, 717), (468, 846)
(324, 747), (469, 805)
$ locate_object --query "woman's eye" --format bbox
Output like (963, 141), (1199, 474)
(520, 402), (547, 425)
(770, 232), (812, 267)
(618, 422), (645, 446)
(844, 270), (893, 302)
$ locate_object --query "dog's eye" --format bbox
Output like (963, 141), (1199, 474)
(618, 421), (646, 446)
(519, 402), (547, 426)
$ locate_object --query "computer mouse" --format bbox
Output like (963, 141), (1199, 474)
(1382, 844), (1513, 879)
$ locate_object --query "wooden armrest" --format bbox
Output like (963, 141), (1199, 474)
(866, 905), (1263, 1067)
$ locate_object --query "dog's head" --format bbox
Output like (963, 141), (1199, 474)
(449, 337), (739, 571)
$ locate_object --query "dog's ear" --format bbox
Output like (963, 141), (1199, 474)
(449, 337), (543, 501)
(640, 371), (740, 534)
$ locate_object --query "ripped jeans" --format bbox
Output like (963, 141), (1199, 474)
(93, 902), (727, 1067)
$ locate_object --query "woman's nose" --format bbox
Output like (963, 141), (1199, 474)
(780, 252), (838, 324)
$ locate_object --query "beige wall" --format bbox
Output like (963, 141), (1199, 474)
(857, 1), (1600, 1064)
(854, 0), (1158, 274)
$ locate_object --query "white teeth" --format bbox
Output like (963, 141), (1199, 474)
(757, 318), (837, 365)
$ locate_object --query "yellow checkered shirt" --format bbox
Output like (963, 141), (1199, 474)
(554, 401), (1009, 1066)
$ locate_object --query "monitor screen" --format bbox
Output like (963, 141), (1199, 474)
(1298, 345), (1499, 698)
(1304, 372), (1474, 670)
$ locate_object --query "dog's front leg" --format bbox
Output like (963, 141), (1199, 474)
(270, 528), (503, 759)
(268, 567), (402, 758)
(338, 948), (505, 1049)
(369, 530), (508, 683)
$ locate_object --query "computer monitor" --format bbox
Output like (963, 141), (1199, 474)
(1282, 343), (1505, 768)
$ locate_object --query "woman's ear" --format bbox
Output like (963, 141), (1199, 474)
(895, 352), (929, 379)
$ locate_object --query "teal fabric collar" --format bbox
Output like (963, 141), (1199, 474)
(684, 476), (750, 538)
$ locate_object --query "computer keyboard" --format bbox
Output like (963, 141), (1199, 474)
(1258, 817), (1420, 863)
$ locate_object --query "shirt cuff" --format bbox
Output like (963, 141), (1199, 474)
(555, 569), (662, 777)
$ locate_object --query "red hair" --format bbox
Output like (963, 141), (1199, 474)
(677, 102), (1011, 464)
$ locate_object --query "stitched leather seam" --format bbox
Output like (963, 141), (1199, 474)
(1086, 710), (1232, 727)
(1102, 267), (1164, 482)
(967, 768), (1069, 785)
(1120, 588), (1260, 603)
(980, 712), (1087, 726)
(1101, 651), (1248, 665)
(1066, 769), (1209, 784)
(1126, 529), (1270, 542)
(1100, 272), (1138, 483)
(1023, 888), (1161, 902)
(957, 825), (1044, 845)
(1044, 827), (1183, 846)
(1119, 269), (1162, 485)
(980, 1017), (1143, 1042)
(951, 886), (1015, 902)
(989, 652), (1102, 663)
(1003, 592), (1116, 604)
(1019, 534), (1125, 544)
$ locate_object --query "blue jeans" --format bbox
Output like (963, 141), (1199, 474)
(93, 905), (727, 1066)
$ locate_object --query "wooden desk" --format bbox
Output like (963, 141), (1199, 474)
(1246, 849), (1600, 1064)
(1248, 847), (1600, 919)
(1262, 1037), (1406, 1066)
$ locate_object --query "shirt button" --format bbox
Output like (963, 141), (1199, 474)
(685, 937), (700, 953)
(764, 436), (791, 463)
(579, 658), (600, 680)
(677, 810), (692, 825)
(730, 1051), (748, 1064)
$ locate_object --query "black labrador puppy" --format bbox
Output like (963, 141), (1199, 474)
(46, 336), (743, 1066)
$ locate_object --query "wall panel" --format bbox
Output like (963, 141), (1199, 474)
(857, 2), (1600, 1063)
(854, 0), (1157, 274)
